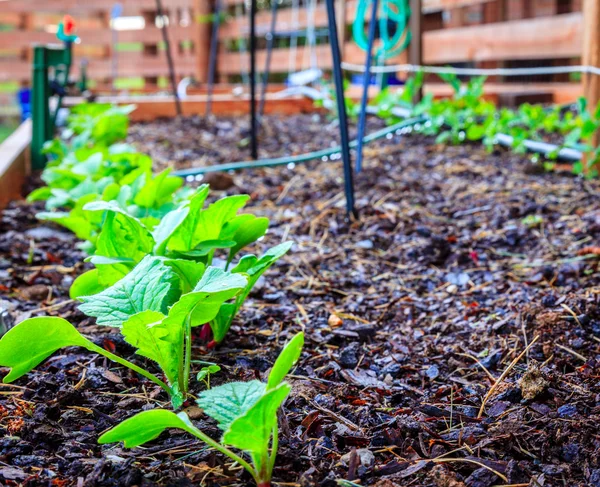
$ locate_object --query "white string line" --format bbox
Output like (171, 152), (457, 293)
(340, 62), (600, 77)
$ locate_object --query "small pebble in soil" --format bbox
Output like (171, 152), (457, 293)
(557, 403), (578, 418)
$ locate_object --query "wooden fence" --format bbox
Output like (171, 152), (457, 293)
(0, 0), (212, 87)
(0, 0), (590, 101)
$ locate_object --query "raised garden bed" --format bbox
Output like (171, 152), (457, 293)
(1, 112), (600, 487)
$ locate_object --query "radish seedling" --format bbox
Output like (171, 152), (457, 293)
(99, 332), (304, 487)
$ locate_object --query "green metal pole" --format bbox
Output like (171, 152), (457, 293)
(32, 46), (51, 170)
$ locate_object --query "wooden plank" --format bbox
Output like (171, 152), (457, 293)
(424, 12), (582, 63)
(221, 0), (492, 10)
(218, 42), (406, 75)
(62, 94), (319, 121)
(0, 52), (199, 82)
(0, 0), (194, 14)
(0, 25), (196, 49)
(0, 120), (31, 210)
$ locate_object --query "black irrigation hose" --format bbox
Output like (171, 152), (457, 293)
(175, 102), (582, 180)
(386, 106), (584, 162)
(174, 116), (428, 178)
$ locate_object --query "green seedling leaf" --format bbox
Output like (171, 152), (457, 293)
(164, 259), (206, 294)
(168, 192), (249, 253)
(134, 169), (183, 209)
(197, 364), (221, 382)
(267, 332), (304, 390)
(70, 268), (105, 299)
(0, 317), (92, 382)
(85, 201), (154, 264)
(98, 409), (198, 448)
(222, 383), (291, 454)
(165, 186), (210, 252)
(210, 242), (292, 343)
(121, 310), (179, 385)
(79, 256), (180, 327)
(197, 380), (266, 431)
(152, 206), (190, 255)
(221, 214), (269, 264)
(165, 267), (247, 328)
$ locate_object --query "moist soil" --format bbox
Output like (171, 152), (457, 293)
(1, 114), (600, 487)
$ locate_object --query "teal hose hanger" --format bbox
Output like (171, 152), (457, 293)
(352, 0), (411, 60)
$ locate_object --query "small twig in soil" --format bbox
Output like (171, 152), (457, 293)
(432, 458), (508, 482)
(477, 336), (540, 419)
(555, 343), (587, 362)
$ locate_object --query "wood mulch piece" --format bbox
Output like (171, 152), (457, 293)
(0, 114), (599, 486)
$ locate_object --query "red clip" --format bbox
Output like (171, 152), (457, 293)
(63, 15), (76, 35)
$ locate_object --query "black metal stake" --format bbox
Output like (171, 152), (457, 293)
(355, 0), (379, 174)
(206, 0), (222, 117)
(258, 0), (279, 119)
(325, 0), (357, 219)
(155, 0), (182, 116)
(249, 0), (258, 159)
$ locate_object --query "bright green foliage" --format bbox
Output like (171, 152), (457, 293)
(367, 72), (600, 177)
(70, 184), (290, 345)
(78, 256), (180, 327)
(210, 242), (293, 344)
(0, 262), (248, 408)
(99, 332), (305, 487)
(0, 317), (91, 383)
(29, 103), (192, 251)
(98, 410), (201, 448)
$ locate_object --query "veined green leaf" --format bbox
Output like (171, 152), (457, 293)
(134, 169), (183, 209)
(221, 214), (269, 264)
(223, 383), (291, 454)
(0, 317), (92, 382)
(267, 332), (304, 390)
(164, 186), (210, 252)
(85, 201), (155, 263)
(168, 191), (249, 253)
(70, 268), (106, 299)
(79, 256), (180, 327)
(164, 259), (206, 294)
(210, 242), (292, 343)
(164, 267), (247, 328)
(98, 409), (199, 448)
(152, 206), (190, 255)
(197, 380), (266, 431)
(121, 311), (179, 384)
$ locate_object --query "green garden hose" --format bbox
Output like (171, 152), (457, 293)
(352, 0), (411, 60)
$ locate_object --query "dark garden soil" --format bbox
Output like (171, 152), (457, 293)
(1, 114), (600, 487)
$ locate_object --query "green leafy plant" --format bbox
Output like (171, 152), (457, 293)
(71, 185), (292, 346)
(371, 72), (600, 176)
(98, 332), (304, 487)
(0, 257), (248, 408)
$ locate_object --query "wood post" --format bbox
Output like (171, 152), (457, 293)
(194, 0), (213, 83)
(582, 0), (600, 172)
(336, 0), (347, 59)
(409, 0), (423, 103)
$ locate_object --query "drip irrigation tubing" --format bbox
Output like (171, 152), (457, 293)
(173, 116), (428, 178)
(174, 100), (584, 180)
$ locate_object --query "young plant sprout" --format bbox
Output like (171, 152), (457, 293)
(99, 332), (305, 487)
(0, 258), (247, 409)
